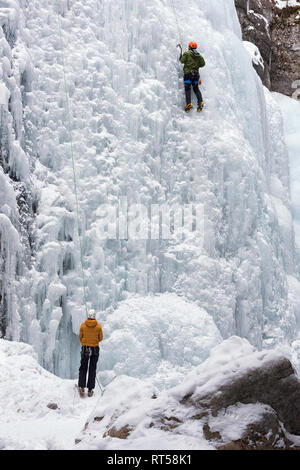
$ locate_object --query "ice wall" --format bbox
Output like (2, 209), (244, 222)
(273, 93), (300, 268)
(1, 0), (299, 380)
(0, 0), (36, 341)
(272, 92), (300, 371)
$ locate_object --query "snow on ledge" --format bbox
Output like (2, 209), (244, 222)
(275, 1), (300, 9)
(243, 41), (264, 69)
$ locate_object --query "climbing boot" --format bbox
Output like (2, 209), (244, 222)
(197, 101), (204, 112)
(79, 387), (85, 397)
(185, 103), (193, 113)
(88, 389), (94, 397)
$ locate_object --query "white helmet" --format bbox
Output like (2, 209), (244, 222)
(88, 309), (96, 319)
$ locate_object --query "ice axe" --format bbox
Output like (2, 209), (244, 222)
(177, 43), (183, 62)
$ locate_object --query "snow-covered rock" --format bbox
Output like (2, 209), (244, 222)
(243, 40), (265, 77)
(75, 336), (300, 450)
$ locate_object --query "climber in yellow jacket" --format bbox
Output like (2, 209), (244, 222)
(78, 310), (103, 397)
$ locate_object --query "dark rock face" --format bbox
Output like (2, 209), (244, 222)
(271, 5), (300, 97)
(235, 0), (300, 97)
(235, 0), (273, 88)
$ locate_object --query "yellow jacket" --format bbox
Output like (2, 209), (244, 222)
(79, 319), (103, 347)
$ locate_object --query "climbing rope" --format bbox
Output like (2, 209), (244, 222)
(55, 2), (107, 400)
(55, 0), (88, 316)
(80, 375), (117, 434)
(171, 0), (184, 46)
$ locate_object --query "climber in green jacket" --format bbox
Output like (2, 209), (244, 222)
(179, 41), (205, 113)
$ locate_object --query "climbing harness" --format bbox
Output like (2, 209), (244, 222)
(55, 0), (88, 316)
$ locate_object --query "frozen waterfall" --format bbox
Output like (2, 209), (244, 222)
(0, 0), (299, 383)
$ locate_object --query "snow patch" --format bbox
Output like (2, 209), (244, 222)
(209, 402), (274, 442)
(243, 41), (264, 70)
(275, 1), (300, 9)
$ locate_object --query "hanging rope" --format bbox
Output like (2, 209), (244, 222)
(80, 375), (117, 433)
(55, 2), (108, 401)
(55, 0), (88, 316)
(171, 0), (184, 46)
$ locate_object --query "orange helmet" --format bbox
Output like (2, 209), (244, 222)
(189, 41), (197, 49)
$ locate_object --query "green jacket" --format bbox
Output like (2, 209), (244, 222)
(180, 50), (205, 74)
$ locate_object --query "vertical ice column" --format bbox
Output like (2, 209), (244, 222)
(0, 1), (36, 344)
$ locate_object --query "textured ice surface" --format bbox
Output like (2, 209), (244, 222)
(272, 93), (300, 373)
(273, 93), (300, 267)
(0, 0), (35, 343)
(0, 0), (299, 382)
(99, 293), (222, 389)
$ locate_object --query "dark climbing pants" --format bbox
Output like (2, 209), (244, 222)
(78, 346), (99, 390)
(184, 72), (203, 106)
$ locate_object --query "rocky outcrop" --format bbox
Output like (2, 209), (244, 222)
(235, 0), (273, 87)
(180, 355), (300, 435)
(235, 0), (300, 97)
(180, 354), (300, 449)
(271, 4), (300, 96)
(103, 425), (133, 439)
